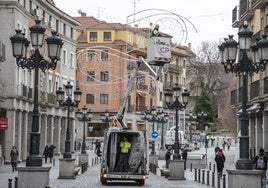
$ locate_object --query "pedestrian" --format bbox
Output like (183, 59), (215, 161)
(181, 148), (188, 170)
(77, 142), (81, 151)
(151, 24), (161, 37)
(253, 148), (268, 188)
(43, 145), (49, 163)
(227, 138), (231, 150)
(222, 138), (226, 151)
(214, 146), (220, 156)
(48, 144), (56, 164)
(95, 140), (102, 156)
(10, 146), (19, 172)
(165, 148), (172, 169)
(215, 149), (226, 177)
(115, 136), (132, 172)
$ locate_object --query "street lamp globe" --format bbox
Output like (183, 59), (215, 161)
(29, 20), (45, 47)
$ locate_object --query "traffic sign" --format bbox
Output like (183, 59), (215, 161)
(151, 131), (159, 138)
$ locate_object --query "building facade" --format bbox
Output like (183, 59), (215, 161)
(232, 0), (268, 157)
(0, 0), (80, 162)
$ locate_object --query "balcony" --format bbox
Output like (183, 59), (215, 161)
(264, 77), (268, 95)
(252, 0), (268, 9)
(233, 0), (254, 28)
(250, 80), (260, 100)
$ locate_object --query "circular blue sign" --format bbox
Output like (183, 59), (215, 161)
(151, 131), (159, 138)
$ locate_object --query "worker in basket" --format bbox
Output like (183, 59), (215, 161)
(151, 24), (162, 37)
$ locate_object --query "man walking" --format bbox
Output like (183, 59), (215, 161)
(253, 148), (268, 188)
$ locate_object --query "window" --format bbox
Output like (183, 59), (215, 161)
(86, 50), (95, 61)
(86, 94), (94, 104)
(100, 71), (109, 82)
(70, 27), (74, 39)
(90, 32), (97, 41)
(56, 20), (59, 32)
(101, 50), (109, 61)
(87, 71), (95, 82)
(63, 24), (66, 35)
(103, 32), (111, 41)
(183, 59), (186, 68)
(70, 53), (74, 67)
(100, 94), (108, 104)
(63, 50), (67, 65)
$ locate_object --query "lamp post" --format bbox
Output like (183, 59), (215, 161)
(10, 20), (63, 166)
(76, 105), (93, 154)
(146, 107), (157, 155)
(197, 110), (207, 132)
(188, 111), (196, 143)
(157, 109), (169, 149)
(219, 24), (268, 170)
(56, 82), (82, 159)
(164, 83), (190, 159)
(100, 109), (112, 129)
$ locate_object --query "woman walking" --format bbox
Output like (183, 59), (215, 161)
(215, 149), (226, 177)
(10, 146), (19, 172)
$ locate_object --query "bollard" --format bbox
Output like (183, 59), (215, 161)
(194, 169), (197, 181)
(213, 163), (215, 173)
(223, 174), (226, 188)
(95, 157), (97, 165)
(217, 174), (221, 188)
(15, 177), (18, 188)
(190, 163), (192, 172)
(53, 158), (55, 167)
(207, 170), (210, 186)
(212, 171), (215, 187)
(8, 178), (12, 188)
(209, 162), (211, 171)
(202, 169), (205, 184)
(92, 158), (94, 166)
(198, 169), (201, 183)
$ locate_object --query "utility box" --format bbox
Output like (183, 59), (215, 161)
(147, 37), (171, 66)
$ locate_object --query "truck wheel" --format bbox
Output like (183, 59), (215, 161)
(100, 178), (107, 185)
(136, 180), (145, 186)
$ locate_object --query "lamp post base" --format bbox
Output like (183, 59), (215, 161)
(227, 169), (262, 188)
(17, 166), (51, 188)
(168, 159), (185, 180)
(235, 159), (254, 170)
(58, 158), (76, 179)
(26, 156), (42, 166)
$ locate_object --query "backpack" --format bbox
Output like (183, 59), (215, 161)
(256, 156), (265, 169)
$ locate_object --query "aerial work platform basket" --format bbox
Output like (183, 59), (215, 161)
(146, 36), (171, 66)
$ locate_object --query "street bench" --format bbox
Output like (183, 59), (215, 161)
(160, 168), (170, 178)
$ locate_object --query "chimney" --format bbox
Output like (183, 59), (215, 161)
(188, 43), (191, 49)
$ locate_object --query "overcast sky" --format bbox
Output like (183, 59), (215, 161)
(53, 0), (239, 50)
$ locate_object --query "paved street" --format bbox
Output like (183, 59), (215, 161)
(0, 140), (237, 188)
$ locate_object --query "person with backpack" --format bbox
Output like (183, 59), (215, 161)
(253, 148), (268, 188)
(215, 149), (226, 177)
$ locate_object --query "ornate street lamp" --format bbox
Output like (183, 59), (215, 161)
(164, 83), (190, 159)
(188, 111), (196, 143)
(157, 109), (169, 149)
(100, 109), (113, 129)
(56, 82), (82, 158)
(76, 105), (93, 154)
(10, 20), (63, 167)
(197, 110), (207, 131)
(219, 23), (268, 170)
(146, 107), (157, 155)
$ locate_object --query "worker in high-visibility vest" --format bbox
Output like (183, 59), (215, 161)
(116, 136), (132, 172)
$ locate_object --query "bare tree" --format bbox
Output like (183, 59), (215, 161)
(187, 41), (237, 134)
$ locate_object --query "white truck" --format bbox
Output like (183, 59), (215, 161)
(100, 37), (171, 185)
